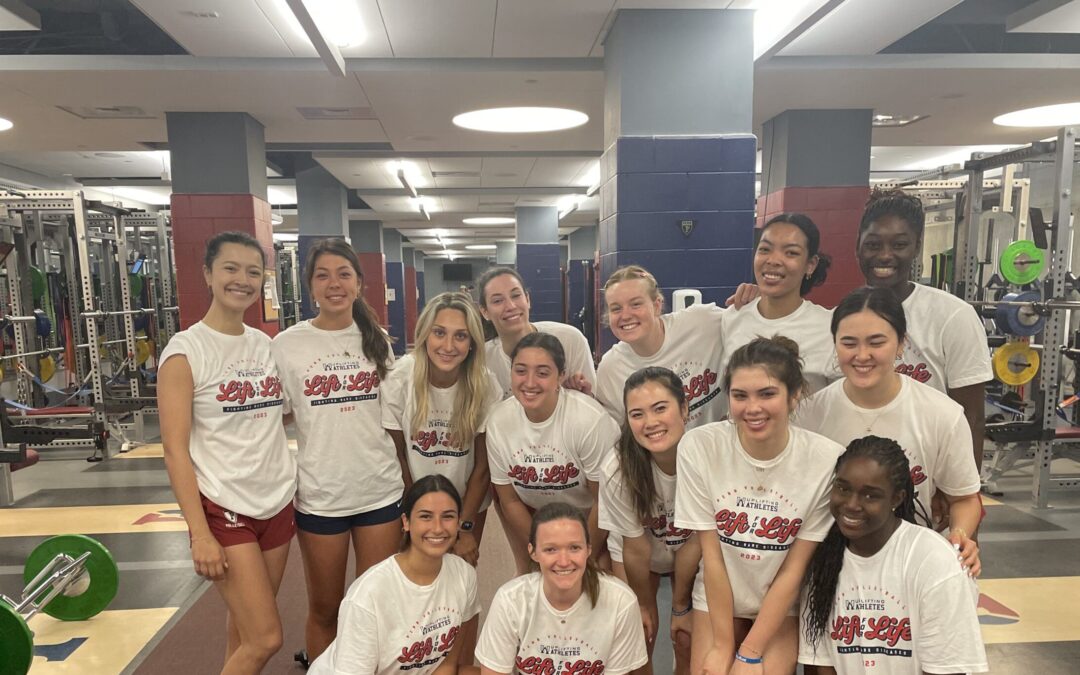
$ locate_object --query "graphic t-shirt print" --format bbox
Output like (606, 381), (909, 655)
(412, 403), (466, 466)
(397, 606), (464, 671)
(216, 358), (283, 417)
(673, 358), (721, 424)
(894, 337), (932, 385)
(714, 485), (803, 558)
(508, 444), (582, 494)
(516, 635), (605, 675)
(831, 584), (914, 661)
(302, 355), (380, 410)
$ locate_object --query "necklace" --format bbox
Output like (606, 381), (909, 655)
(859, 408), (887, 434)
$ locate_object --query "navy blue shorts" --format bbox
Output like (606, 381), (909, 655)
(295, 499), (402, 535)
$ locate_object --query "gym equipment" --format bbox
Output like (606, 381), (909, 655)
(998, 239), (1046, 285)
(992, 342), (1040, 387)
(37, 354), (56, 383)
(0, 534), (119, 675)
(28, 265), (45, 303)
(992, 291), (1047, 337)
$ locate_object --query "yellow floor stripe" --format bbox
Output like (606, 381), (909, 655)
(119, 439), (296, 458)
(0, 504), (187, 538)
(981, 494), (1002, 506)
(979, 576), (1080, 644)
(27, 607), (176, 674)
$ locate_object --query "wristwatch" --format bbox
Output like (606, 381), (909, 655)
(460, 520), (474, 532)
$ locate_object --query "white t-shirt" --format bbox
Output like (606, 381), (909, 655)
(795, 377), (981, 528)
(271, 321), (402, 517)
(897, 283), (992, 393)
(600, 453), (691, 575)
(596, 304), (726, 428)
(475, 572), (648, 675)
(798, 520), (988, 675)
(381, 353), (501, 509)
(308, 554), (480, 675)
(486, 390), (617, 512)
(159, 322), (295, 520)
(720, 297), (839, 402)
(485, 321), (597, 400)
(675, 421), (841, 618)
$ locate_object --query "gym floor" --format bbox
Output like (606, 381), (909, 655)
(2, 430), (1079, 674)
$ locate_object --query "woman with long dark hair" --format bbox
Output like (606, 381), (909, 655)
(476, 502), (648, 675)
(272, 238), (402, 664)
(308, 475), (480, 675)
(800, 436), (988, 674)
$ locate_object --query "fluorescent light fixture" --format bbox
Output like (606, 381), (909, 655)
(578, 161), (601, 187)
(0, 117), (13, 132)
(289, 0), (365, 49)
(994, 102), (1080, 127)
(463, 216), (515, 226)
(452, 107), (588, 134)
(274, 232), (299, 242)
(397, 168), (418, 198)
(465, 244), (497, 250)
(419, 203), (431, 221)
(271, 213), (284, 225)
(585, 183), (600, 198)
(872, 113), (928, 128)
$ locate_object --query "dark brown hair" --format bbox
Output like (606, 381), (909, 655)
(529, 502), (605, 607)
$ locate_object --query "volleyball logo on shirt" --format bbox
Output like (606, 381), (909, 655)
(302, 368), (380, 407)
(712, 491), (801, 551)
(831, 593), (913, 658)
(397, 615), (459, 671)
(507, 445), (581, 491)
(217, 365), (284, 413)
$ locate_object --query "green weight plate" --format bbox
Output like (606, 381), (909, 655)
(29, 266), (46, 303)
(999, 240), (1045, 285)
(23, 534), (118, 621)
(128, 273), (144, 297)
(0, 601), (33, 675)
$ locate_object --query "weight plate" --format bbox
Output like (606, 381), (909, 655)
(128, 273), (144, 297)
(993, 342), (1040, 386)
(29, 266), (46, 303)
(23, 534), (118, 621)
(999, 240), (1046, 285)
(136, 339), (151, 366)
(38, 355), (56, 383)
(0, 601), (33, 675)
(993, 291), (1046, 337)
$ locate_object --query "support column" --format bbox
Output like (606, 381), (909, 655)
(599, 9), (756, 350)
(350, 219), (388, 325)
(516, 206), (561, 322)
(296, 157), (349, 320)
(167, 112), (276, 334)
(495, 241), (516, 265)
(758, 109), (872, 307)
(384, 229), (407, 354)
(567, 226), (596, 340)
(403, 246), (418, 347)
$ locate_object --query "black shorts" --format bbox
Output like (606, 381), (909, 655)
(295, 499), (402, 535)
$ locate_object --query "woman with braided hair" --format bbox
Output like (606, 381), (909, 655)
(799, 436), (988, 674)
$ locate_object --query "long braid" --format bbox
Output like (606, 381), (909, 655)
(803, 435), (913, 648)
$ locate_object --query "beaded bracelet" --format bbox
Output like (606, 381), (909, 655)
(671, 603), (692, 617)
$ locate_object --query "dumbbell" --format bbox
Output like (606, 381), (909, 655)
(0, 535), (119, 675)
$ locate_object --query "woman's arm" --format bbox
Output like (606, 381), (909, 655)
(670, 532), (700, 644)
(158, 356), (226, 580)
(947, 382), (986, 469)
(494, 484), (534, 560)
(622, 533), (658, 648)
(736, 538), (819, 670)
(698, 529), (736, 674)
(586, 479), (606, 562)
(432, 615), (480, 675)
(454, 434), (491, 565)
(946, 492), (982, 576)
(388, 429), (414, 493)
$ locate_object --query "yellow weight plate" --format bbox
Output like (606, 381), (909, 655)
(136, 339), (151, 366)
(39, 354), (56, 383)
(993, 342), (1040, 386)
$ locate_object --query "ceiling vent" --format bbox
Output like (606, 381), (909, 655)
(432, 171), (481, 178)
(59, 106), (155, 120)
(298, 107), (377, 120)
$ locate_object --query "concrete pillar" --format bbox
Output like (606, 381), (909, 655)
(599, 9), (756, 350)
(349, 219), (387, 325)
(384, 229), (407, 354)
(758, 109), (873, 307)
(167, 112), (276, 334)
(495, 241), (516, 265)
(403, 246), (418, 346)
(295, 157), (349, 319)
(516, 206), (561, 322)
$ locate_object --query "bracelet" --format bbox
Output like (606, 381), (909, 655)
(739, 643), (762, 657)
(951, 526), (969, 540)
(734, 652), (763, 665)
(671, 603), (692, 617)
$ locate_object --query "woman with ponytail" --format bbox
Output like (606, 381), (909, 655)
(800, 436), (988, 674)
(476, 502), (648, 675)
(272, 238), (402, 665)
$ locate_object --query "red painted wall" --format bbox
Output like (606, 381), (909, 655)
(404, 266), (418, 347)
(356, 251), (388, 326)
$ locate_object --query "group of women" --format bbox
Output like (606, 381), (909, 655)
(159, 188), (992, 675)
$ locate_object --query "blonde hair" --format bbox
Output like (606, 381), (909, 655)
(410, 292), (491, 448)
(600, 265), (664, 326)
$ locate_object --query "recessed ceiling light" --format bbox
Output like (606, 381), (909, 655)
(465, 244), (497, 250)
(994, 102), (1080, 127)
(452, 107), (588, 134)
(463, 217), (515, 225)
(0, 117), (13, 131)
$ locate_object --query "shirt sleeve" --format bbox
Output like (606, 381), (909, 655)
(796, 464), (835, 542)
(576, 404), (619, 481)
(380, 363), (407, 431)
(485, 410), (513, 486)
(598, 457), (643, 538)
(933, 406), (982, 497)
(463, 565), (481, 620)
(325, 598), (379, 674)
(269, 338), (293, 416)
(915, 563), (988, 673)
(159, 331), (198, 380)
(605, 587), (650, 675)
(940, 305), (992, 389)
(473, 587), (520, 674)
(674, 433), (715, 530)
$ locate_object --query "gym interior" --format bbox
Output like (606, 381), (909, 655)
(2, 1), (1080, 673)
